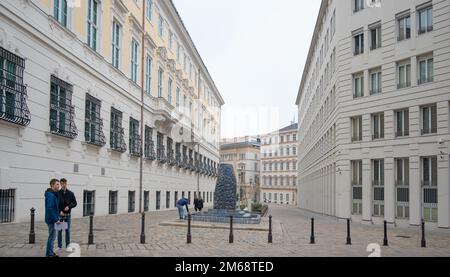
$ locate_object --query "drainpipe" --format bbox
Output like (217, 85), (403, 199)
(139, 0), (147, 213)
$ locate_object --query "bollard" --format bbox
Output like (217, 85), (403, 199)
(88, 213), (94, 245)
(229, 216), (234, 244)
(268, 215), (273, 243)
(383, 221), (389, 246)
(421, 220), (426, 248)
(140, 212), (146, 244)
(310, 218), (315, 244)
(29, 208), (35, 244)
(187, 214), (192, 244)
(346, 218), (352, 245)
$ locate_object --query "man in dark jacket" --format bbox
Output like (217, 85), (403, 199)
(45, 179), (61, 257)
(57, 178), (77, 251)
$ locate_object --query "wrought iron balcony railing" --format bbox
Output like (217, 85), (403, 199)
(110, 126), (127, 152)
(176, 152), (183, 168)
(144, 139), (156, 160)
(50, 103), (78, 139)
(129, 135), (142, 157)
(168, 150), (176, 166)
(85, 118), (106, 147)
(157, 146), (167, 163)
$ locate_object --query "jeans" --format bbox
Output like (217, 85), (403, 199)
(45, 224), (56, 257)
(57, 214), (71, 248)
(176, 204), (185, 220)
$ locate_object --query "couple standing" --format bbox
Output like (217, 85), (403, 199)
(44, 178), (77, 257)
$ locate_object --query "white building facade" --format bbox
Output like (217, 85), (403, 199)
(296, 0), (450, 228)
(260, 124), (298, 206)
(0, 0), (224, 223)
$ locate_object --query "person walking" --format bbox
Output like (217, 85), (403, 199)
(57, 178), (77, 252)
(194, 196), (199, 212)
(45, 179), (61, 257)
(176, 197), (190, 220)
(197, 195), (204, 212)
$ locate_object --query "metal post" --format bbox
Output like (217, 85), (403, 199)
(310, 218), (315, 244)
(346, 218), (351, 245)
(29, 208), (35, 244)
(229, 216), (234, 243)
(268, 215), (273, 243)
(88, 213), (94, 245)
(187, 213), (192, 244)
(140, 212), (146, 244)
(421, 220), (426, 248)
(383, 221), (389, 246)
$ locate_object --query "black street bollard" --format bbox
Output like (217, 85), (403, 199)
(421, 220), (426, 248)
(310, 218), (315, 244)
(346, 218), (352, 245)
(383, 221), (389, 246)
(29, 208), (35, 244)
(268, 215), (273, 243)
(187, 214), (192, 244)
(88, 213), (94, 245)
(229, 216), (234, 244)
(140, 212), (146, 244)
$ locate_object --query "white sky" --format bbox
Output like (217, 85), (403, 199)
(173, 0), (321, 138)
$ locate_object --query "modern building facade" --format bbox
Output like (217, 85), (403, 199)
(296, 0), (450, 228)
(0, 0), (224, 223)
(220, 136), (260, 207)
(260, 123), (298, 206)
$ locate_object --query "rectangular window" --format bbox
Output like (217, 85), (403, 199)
(112, 20), (121, 69)
(398, 14), (411, 41)
(396, 158), (410, 219)
(87, 0), (98, 50)
(418, 56), (434, 85)
(110, 108), (126, 152)
(395, 109), (410, 137)
(157, 132), (166, 163)
(354, 0), (364, 12)
(418, 6), (433, 34)
(370, 24), (381, 50)
(354, 33), (364, 55)
(369, 69), (382, 95)
(372, 113), (384, 140)
(373, 159), (385, 217)
(158, 15), (164, 37)
(158, 67), (164, 98)
(146, 0), (153, 22)
(85, 95), (105, 146)
(0, 47), (29, 126)
(156, 191), (161, 210)
(50, 76), (77, 139)
(109, 191), (118, 215)
(422, 156), (438, 222)
(397, 61), (411, 89)
(144, 126), (155, 160)
(351, 116), (363, 142)
(53, 0), (68, 27)
(166, 191), (170, 209)
(145, 55), (152, 94)
(144, 191), (150, 212)
(421, 104), (437, 135)
(0, 189), (15, 223)
(353, 73), (364, 98)
(176, 87), (180, 108)
(131, 39), (139, 83)
(168, 78), (173, 104)
(129, 118), (141, 156)
(83, 190), (95, 217)
(174, 191), (178, 207)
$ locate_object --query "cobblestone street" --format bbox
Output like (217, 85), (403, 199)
(0, 205), (449, 257)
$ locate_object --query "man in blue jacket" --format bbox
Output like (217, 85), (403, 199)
(45, 179), (61, 257)
(176, 197), (190, 220)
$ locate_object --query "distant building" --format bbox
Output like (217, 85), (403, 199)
(260, 123), (298, 206)
(220, 137), (261, 206)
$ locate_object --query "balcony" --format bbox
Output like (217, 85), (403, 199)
(167, 150), (176, 166)
(157, 145), (167, 164)
(85, 118), (106, 147)
(195, 160), (201, 173)
(183, 155), (189, 169)
(176, 152), (183, 168)
(110, 127), (127, 153)
(144, 139), (156, 160)
(189, 159), (195, 171)
(129, 135), (142, 157)
(50, 104), (78, 139)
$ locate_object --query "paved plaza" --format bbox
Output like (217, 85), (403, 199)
(0, 206), (449, 257)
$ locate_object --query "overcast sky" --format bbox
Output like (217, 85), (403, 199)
(173, 0), (321, 138)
